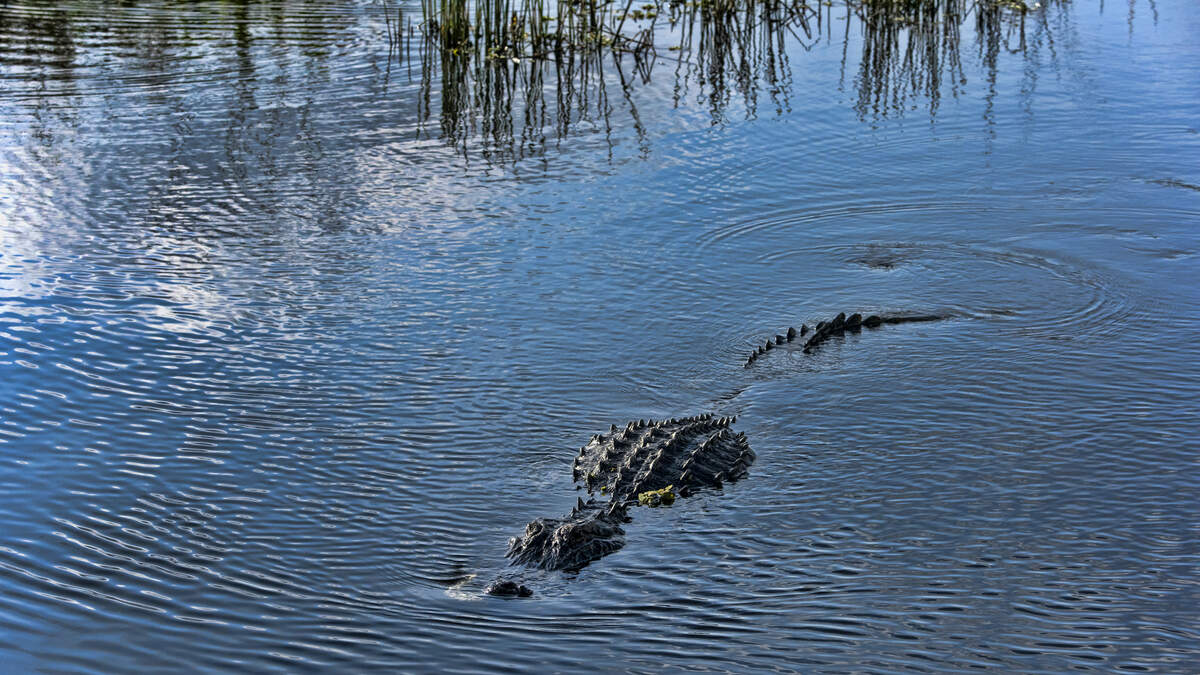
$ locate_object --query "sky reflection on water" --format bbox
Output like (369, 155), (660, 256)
(1, 0), (1198, 672)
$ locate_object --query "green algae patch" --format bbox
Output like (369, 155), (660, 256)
(638, 485), (676, 507)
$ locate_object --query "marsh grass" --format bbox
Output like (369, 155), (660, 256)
(412, 0), (1033, 62)
(406, 0), (1044, 163)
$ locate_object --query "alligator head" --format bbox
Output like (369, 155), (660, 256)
(505, 497), (628, 571)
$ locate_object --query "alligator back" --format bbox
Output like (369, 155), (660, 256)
(503, 414), (754, 573)
(574, 414), (754, 501)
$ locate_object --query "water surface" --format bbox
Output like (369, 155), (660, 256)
(1, 1), (1198, 672)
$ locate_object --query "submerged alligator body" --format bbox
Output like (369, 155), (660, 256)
(486, 311), (946, 597)
(744, 311), (945, 366)
(486, 414), (750, 596)
(507, 414), (752, 571)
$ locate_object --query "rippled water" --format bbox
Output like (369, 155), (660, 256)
(1, 0), (1198, 672)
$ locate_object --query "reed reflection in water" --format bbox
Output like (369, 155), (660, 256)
(411, 0), (1054, 161)
(1, 0), (1197, 671)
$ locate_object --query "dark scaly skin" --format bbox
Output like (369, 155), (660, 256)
(501, 414), (753, 574)
(573, 414), (753, 501)
(490, 310), (945, 595)
(503, 498), (628, 572)
(744, 311), (946, 366)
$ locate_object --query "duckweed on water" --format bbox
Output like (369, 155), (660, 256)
(638, 485), (677, 507)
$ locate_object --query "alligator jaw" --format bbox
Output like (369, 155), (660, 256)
(484, 579), (533, 597)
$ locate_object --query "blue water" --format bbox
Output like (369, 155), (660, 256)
(1, 1), (1198, 672)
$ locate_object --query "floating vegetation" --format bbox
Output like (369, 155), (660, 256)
(399, 0), (1059, 163)
(638, 485), (677, 506)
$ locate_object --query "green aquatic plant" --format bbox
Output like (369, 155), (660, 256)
(638, 485), (677, 507)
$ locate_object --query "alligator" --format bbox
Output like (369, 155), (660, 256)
(743, 311), (945, 366)
(485, 311), (946, 597)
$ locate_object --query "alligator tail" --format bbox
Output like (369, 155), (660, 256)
(744, 311), (948, 367)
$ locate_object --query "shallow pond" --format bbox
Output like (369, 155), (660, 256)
(1, 1), (1198, 672)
